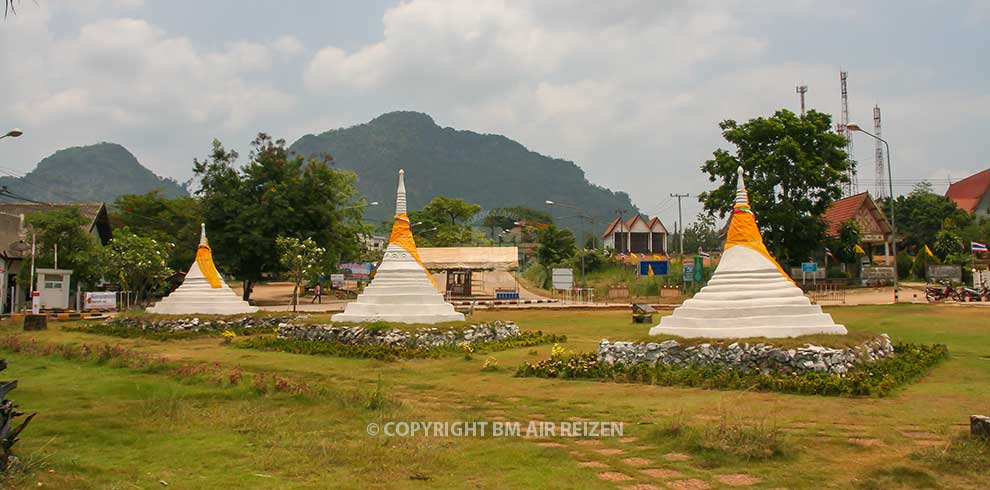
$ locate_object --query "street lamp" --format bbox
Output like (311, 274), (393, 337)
(847, 122), (898, 301)
(340, 201), (378, 211)
(0, 128), (23, 140)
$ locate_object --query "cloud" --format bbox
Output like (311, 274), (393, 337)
(273, 35), (304, 56)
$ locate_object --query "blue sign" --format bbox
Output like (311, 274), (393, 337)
(639, 260), (669, 276)
(801, 262), (819, 273)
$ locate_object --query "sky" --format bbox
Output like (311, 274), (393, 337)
(1, 0), (988, 230)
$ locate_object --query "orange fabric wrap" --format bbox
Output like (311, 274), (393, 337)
(196, 243), (223, 288)
(389, 213), (438, 287)
(725, 210), (793, 283)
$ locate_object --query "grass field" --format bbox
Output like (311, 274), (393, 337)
(1, 304), (988, 489)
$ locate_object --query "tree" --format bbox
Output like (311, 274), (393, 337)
(276, 236), (326, 312)
(419, 196), (482, 226)
(699, 109), (850, 266)
(103, 229), (174, 302)
(535, 224), (576, 288)
(887, 182), (972, 252)
(681, 213), (719, 254)
(193, 135), (367, 300)
(410, 196), (484, 246)
(22, 207), (104, 288)
(830, 220), (862, 264)
(934, 220), (965, 263)
(111, 191), (203, 271)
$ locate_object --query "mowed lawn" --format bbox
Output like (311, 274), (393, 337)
(1, 304), (988, 489)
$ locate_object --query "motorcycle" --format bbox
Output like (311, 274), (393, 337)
(960, 284), (983, 302)
(925, 280), (958, 302)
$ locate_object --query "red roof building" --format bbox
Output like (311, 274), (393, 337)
(822, 192), (893, 262)
(602, 214), (668, 254)
(945, 169), (990, 216)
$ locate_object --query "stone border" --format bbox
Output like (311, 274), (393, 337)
(598, 334), (893, 375)
(277, 320), (520, 349)
(104, 316), (289, 332)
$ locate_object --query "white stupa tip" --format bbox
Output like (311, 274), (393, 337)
(200, 223), (207, 244)
(396, 169), (407, 215)
(735, 166), (749, 206)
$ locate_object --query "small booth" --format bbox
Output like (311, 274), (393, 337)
(418, 247), (520, 299)
(35, 268), (73, 310)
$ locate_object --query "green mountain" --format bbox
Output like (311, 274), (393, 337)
(290, 111), (638, 231)
(0, 142), (188, 203)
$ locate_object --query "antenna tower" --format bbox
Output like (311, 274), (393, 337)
(837, 70), (857, 195)
(796, 84), (808, 115)
(873, 104), (886, 199)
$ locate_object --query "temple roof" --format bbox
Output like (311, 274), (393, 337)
(822, 192), (892, 238)
(945, 169), (990, 213)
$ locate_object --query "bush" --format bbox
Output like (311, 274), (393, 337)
(516, 342), (948, 397)
(240, 331), (566, 361)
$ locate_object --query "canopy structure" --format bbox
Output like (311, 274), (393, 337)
(148, 224), (258, 315)
(418, 247), (519, 271)
(650, 167), (846, 339)
(332, 170), (464, 324)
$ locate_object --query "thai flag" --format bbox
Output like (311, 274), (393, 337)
(973, 241), (988, 253)
(825, 247), (835, 258)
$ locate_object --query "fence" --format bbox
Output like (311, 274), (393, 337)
(808, 284), (845, 304)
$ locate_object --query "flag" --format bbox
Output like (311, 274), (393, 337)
(854, 244), (866, 255)
(825, 247), (835, 259)
(923, 244), (935, 257)
(698, 251), (711, 258)
(973, 241), (989, 253)
(630, 252), (638, 259)
(652, 254), (660, 260)
(647, 264), (654, 277)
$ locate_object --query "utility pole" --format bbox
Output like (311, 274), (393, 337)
(670, 193), (690, 256)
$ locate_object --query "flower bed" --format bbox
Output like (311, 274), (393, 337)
(516, 342), (948, 397)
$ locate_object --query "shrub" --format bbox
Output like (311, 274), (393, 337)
(516, 343), (948, 397)
(239, 331), (566, 361)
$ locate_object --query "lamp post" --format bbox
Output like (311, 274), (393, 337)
(0, 129), (23, 140)
(546, 200), (594, 287)
(846, 122), (898, 301)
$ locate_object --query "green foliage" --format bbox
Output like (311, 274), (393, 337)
(22, 206), (105, 286)
(681, 213), (719, 254)
(103, 228), (174, 301)
(239, 331), (565, 361)
(409, 196), (486, 246)
(699, 109), (850, 266)
(516, 343), (948, 397)
(287, 111), (636, 237)
(829, 220), (862, 264)
(896, 251), (914, 279)
(933, 225), (964, 262)
(111, 191), (202, 270)
(888, 182), (972, 253)
(535, 224), (576, 287)
(193, 135), (367, 287)
(0, 142), (187, 204)
(276, 235), (326, 311)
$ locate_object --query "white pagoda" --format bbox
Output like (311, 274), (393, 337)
(650, 167), (846, 338)
(332, 170), (464, 324)
(147, 224), (258, 315)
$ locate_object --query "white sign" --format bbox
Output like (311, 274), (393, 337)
(84, 292), (117, 310)
(31, 291), (40, 314)
(551, 268), (574, 290)
(330, 274), (345, 289)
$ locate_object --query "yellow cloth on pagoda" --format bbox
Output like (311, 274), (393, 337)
(195, 243), (223, 288)
(724, 205), (793, 283)
(388, 213), (438, 287)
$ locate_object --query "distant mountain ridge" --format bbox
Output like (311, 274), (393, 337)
(0, 142), (188, 203)
(290, 111), (638, 228)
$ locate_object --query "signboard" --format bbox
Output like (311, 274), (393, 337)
(639, 260), (669, 276)
(801, 262), (819, 273)
(330, 274), (345, 289)
(31, 291), (40, 315)
(338, 262), (373, 279)
(682, 264), (694, 282)
(927, 265), (962, 283)
(83, 292), (117, 310)
(862, 266), (895, 280)
(551, 268), (574, 290)
(693, 256), (704, 283)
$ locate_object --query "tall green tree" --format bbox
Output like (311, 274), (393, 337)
(699, 109), (850, 265)
(111, 191), (202, 271)
(535, 224), (576, 288)
(193, 134), (367, 300)
(409, 196), (484, 246)
(22, 207), (104, 288)
(887, 182), (972, 252)
(103, 228), (174, 302)
(681, 213), (719, 254)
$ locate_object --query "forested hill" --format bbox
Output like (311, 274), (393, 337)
(289, 111), (638, 226)
(0, 142), (188, 203)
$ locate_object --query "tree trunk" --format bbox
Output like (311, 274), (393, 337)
(242, 279), (252, 301)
